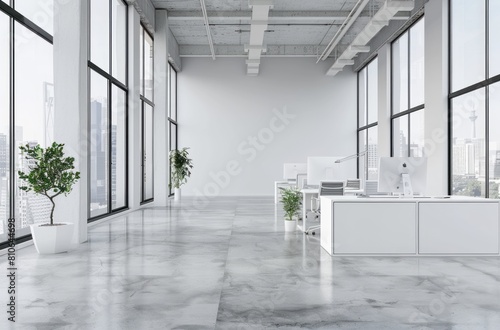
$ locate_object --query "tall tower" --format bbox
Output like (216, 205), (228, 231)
(0, 133), (6, 177)
(469, 109), (478, 139)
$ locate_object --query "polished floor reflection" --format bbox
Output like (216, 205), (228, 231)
(1, 196), (500, 329)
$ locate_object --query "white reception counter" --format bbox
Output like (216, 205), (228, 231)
(320, 195), (500, 256)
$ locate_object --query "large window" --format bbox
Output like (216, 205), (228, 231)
(89, 0), (128, 219)
(140, 25), (154, 203)
(358, 57), (378, 180)
(168, 64), (178, 196)
(0, 2), (54, 247)
(450, 0), (500, 198)
(391, 17), (425, 157)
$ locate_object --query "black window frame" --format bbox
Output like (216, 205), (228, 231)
(168, 64), (178, 197)
(87, 0), (129, 222)
(448, 0), (500, 197)
(140, 24), (154, 204)
(357, 56), (378, 180)
(0, 1), (54, 249)
(390, 16), (425, 158)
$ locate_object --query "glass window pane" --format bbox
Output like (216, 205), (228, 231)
(112, 0), (126, 83)
(367, 58), (378, 124)
(410, 18), (425, 107)
(167, 65), (171, 118)
(90, 71), (109, 217)
(14, 23), (53, 236)
(393, 115), (409, 157)
(452, 89), (486, 197)
(490, 0), (500, 78)
(168, 122), (177, 196)
(367, 126), (378, 180)
(140, 26), (144, 96)
(111, 85), (126, 209)
(0, 13), (9, 241)
(488, 82), (500, 198)
(90, 0), (110, 72)
(143, 103), (154, 200)
(358, 68), (366, 128)
(358, 130), (366, 180)
(15, 0), (54, 35)
(144, 31), (154, 101)
(171, 68), (177, 121)
(410, 110), (425, 157)
(451, 0), (486, 92)
(392, 32), (409, 114)
(169, 122), (177, 151)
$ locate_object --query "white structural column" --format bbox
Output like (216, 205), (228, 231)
(53, 0), (88, 244)
(246, 0), (273, 75)
(128, 6), (142, 208)
(153, 10), (170, 206)
(377, 43), (391, 158)
(424, 0), (448, 195)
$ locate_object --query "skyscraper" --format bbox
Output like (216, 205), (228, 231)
(111, 126), (117, 208)
(90, 100), (108, 209)
(0, 133), (7, 177)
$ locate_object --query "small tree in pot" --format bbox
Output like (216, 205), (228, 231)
(169, 147), (193, 201)
(18, 142), (80, 254)
(280, 186), (301, 232)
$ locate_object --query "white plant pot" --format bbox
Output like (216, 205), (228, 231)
(284, 219), (296, 232)
(30, 222), (74, 254)
(174, 188), (181, 201)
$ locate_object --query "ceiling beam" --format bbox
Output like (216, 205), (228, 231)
(167, 10), (375, 22)
(179, 44), (325, 57)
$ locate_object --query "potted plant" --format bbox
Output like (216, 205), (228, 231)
(169, 147), (193, 201)
(18, 142), (80, 254)
(280, 186), (301, 232)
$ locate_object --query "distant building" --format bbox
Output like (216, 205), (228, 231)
(0, 177), (8, 235)
(90, 100), (107, 208)
(16, 141), (52, 227)
(0, 133), (6, 177)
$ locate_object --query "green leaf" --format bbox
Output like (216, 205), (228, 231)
(17, 142), (80, 225)
(169, 147), (194, 188)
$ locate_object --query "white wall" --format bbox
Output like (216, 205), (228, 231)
(177, 58), (357, 196)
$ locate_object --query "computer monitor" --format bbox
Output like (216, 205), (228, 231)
(283, 163), (307, 181)
(378, 157), (427, 196)
(307, 157), (352, 186)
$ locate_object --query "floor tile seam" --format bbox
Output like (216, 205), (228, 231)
(211, 205), (239, 329)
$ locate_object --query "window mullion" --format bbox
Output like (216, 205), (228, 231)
(9, 13), (15, 219)
(108, 0), (112, 77)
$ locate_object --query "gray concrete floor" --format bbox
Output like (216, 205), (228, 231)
(1, 196), (500, 329)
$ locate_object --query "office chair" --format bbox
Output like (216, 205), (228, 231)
(306, 181), (344, 235)
(345, 179), (361, 190)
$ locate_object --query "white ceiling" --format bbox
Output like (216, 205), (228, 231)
(152, 0), (413, 74)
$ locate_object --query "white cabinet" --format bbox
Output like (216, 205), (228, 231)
(320, 196), (500, 256)
(333, 202), (416, 254)
(419, 203), (499, 254)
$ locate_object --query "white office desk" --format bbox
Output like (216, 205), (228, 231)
(320, 195), (500, 256)
(297, 188), (319, 232)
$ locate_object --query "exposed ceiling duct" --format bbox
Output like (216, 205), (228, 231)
(327, 0), (415, 76)
(199, 0), (216, 60)
(245, 0), (273, 76)
(317, 0), (371, 63)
